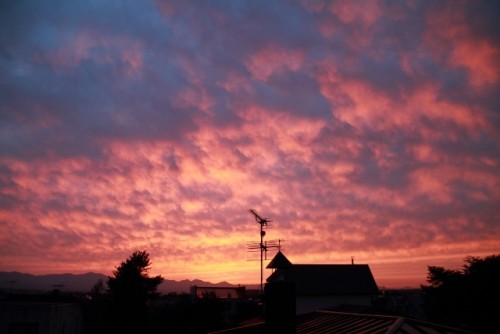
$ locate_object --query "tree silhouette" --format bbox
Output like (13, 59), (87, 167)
(107, 250), (164, 331)
(422, 254), (500, 332)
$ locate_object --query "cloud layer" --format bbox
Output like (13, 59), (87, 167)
(1, 0), (499, 287)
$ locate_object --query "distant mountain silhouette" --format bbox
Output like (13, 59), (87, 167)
(0, 272), (107, 292)
(0, 272), (239, 294)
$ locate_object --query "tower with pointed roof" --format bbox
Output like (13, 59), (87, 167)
(265, 251), (379, 314)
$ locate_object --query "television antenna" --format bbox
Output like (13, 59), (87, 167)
(247, 210), (283, 292)
(247, 239), (284, 260)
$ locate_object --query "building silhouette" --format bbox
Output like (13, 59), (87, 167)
(266, 251), (379, 314)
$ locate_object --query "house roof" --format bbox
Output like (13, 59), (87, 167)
(267, 264), (379, 295)
(209, 311), (476, 334)
(266, 250), (292, 269)
(295, 311), (477, 334)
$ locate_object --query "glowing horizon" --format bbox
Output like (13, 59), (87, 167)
(1, 1), (499, 290)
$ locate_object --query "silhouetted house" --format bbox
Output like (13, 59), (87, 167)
(190, 286), (246, 299)
(211, 252), (474, 333)
(266, 251), (379, 314)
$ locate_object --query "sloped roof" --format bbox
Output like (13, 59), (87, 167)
(296, 311), (476, 334)
(266, 250), (292, 269)
(209, 311), (476, 334)
(267, 264), (379, 295)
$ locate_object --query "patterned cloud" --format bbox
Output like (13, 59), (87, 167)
(1, 0), (499, 287)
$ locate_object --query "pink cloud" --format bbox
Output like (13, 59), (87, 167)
(245, 45), (304, 81)
(450, 39), (499, 87)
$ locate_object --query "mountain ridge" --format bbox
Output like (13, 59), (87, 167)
(0, 271), (241, 294)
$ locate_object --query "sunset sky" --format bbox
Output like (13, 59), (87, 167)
(1, 1), (499, 289)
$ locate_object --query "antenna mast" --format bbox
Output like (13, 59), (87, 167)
(248, 209), (272, 293)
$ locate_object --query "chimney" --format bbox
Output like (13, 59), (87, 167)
(351, 256), (354, 265)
